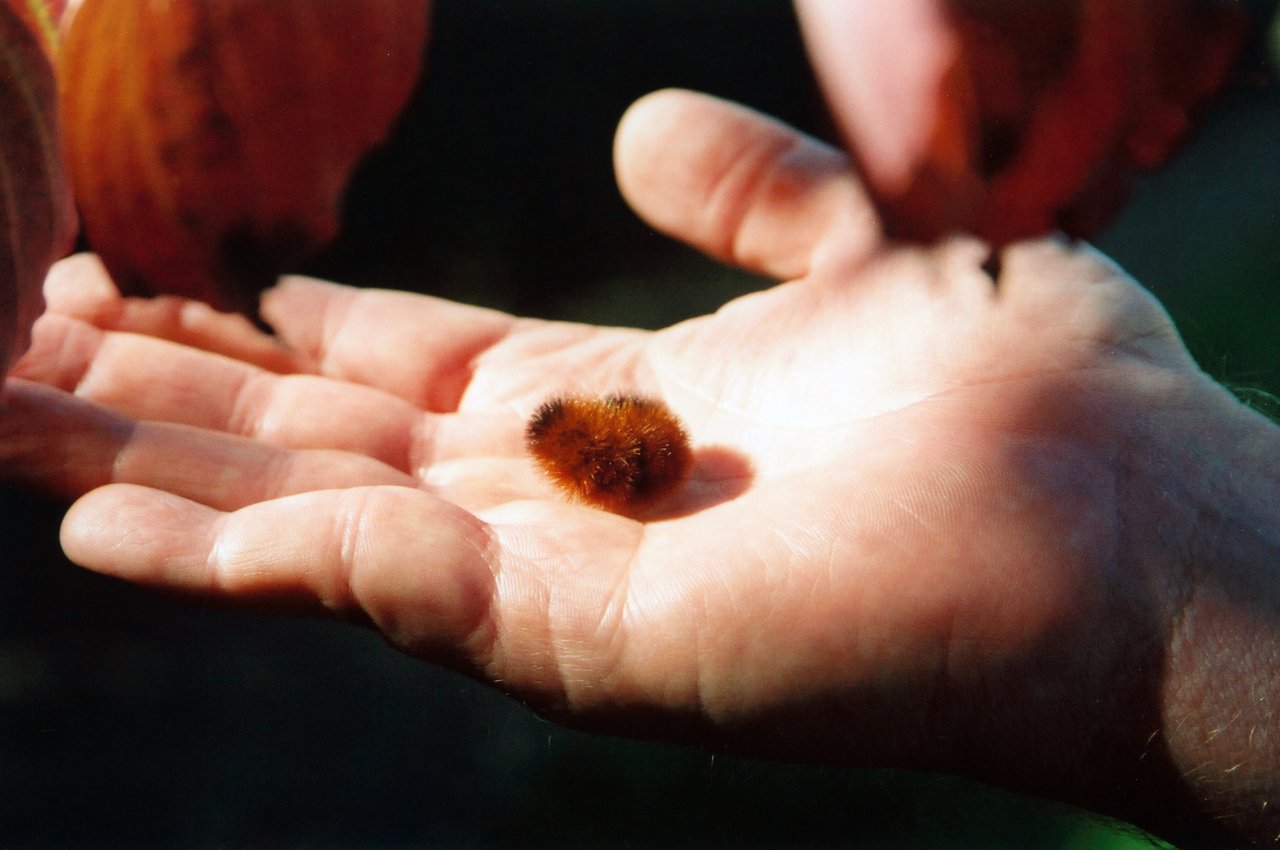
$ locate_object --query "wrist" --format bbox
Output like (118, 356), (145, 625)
(1121, 377), (1280, 846)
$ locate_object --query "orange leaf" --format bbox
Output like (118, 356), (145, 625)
(3, 0), (66, 59)
(0, 0), (76, 374)
(59, 0), (430, 311)
(797, 0), (1249, 246)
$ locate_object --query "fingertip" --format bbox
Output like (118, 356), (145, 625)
(613, 87), (706, 203)
(61, 484), (216, 581)
(42, 253), (123, 323)
(258, 275), (351, 364)
(260, 274), (336, 326)
(613, 88), (764, 237)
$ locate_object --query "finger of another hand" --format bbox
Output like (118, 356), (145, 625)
(613, 88), (880, 281)
(61, 483), (499, 665)
(0, 380), (416, 507)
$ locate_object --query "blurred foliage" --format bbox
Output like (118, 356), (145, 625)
(3, 1), (1276, 847)
(1272, 5), (1280, 70)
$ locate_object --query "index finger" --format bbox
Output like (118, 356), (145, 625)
(260, 277), (518, 412)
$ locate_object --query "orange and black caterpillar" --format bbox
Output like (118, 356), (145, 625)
(525, 394), (692, 515)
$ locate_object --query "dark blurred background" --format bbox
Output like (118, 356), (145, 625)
(3, 1), (1277, 847)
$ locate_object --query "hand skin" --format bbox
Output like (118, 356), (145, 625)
(3, 89), (1278, 847)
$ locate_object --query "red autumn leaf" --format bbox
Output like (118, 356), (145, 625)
(59, 0), (430, 312)
(0, 0), (76, 374)
(4, 0), (66, 60)
(796, 0), (1250, 246)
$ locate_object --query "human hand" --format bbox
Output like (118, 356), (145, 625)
(4, 89), (1277, 847)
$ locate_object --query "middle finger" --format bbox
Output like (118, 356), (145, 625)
(14, 314), (525, 473)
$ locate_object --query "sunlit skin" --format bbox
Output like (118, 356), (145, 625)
(2, 90), (1277, 847)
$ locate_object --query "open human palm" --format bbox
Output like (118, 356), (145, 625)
(3, 91), (1261, 834)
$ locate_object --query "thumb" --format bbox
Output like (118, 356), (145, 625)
(613, 88), (879, 282)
